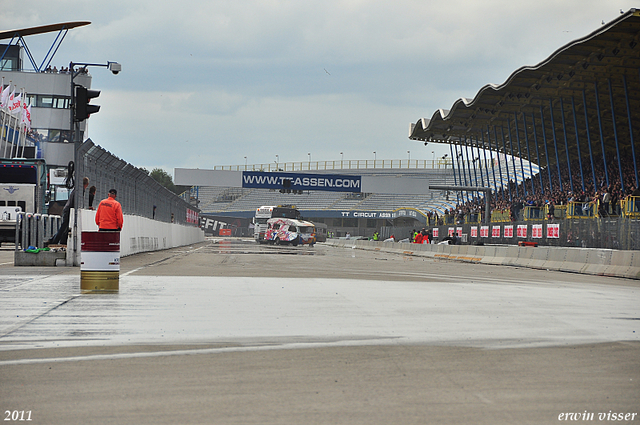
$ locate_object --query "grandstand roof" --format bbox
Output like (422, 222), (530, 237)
(409, 9), (640, 169)
(0, 21), (90, 40)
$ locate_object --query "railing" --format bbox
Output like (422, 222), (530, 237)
(214, 159), (455, 172)
(523, 206), (545, 221)
(622, 196), (640, 218)
(465, 213), (482, 224)
(566, 201), (597, 218)
(491, 210), (511, 223)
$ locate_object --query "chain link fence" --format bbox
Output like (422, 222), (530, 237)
(76, 140), (198, 225)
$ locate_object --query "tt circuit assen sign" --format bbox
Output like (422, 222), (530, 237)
(242, 171), (361, 193)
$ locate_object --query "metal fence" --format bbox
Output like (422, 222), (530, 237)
(76, 140), (198, 225)
(329, 218), (639, 250)
(416, 219), (640, 250)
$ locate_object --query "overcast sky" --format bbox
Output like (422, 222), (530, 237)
(2, 1), (637, 175)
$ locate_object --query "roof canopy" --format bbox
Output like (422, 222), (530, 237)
(0, 21), (90, 72)
(409, 9), (640, 178)
(0, 21), (90, 41)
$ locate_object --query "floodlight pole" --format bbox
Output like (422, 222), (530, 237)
(69, 61), (120, 266)
(429, 185), (492, 224)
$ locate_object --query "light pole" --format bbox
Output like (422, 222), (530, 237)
(244, 156), (247, 169)
(69, 60), (120, 266)
(407, 150), (410, 164)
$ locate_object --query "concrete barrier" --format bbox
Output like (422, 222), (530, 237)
(525, 246), (551, 270)
(323, 239), (639, 280)
(63, 209), (205, 266)
(559, 248), (591, 274)
(605, 250), (640, 279)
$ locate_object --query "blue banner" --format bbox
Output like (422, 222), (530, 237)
(242, 171), (361, 193)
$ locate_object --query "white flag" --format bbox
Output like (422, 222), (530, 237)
(0, 85), (10, 108)
(22, 104), (32, 130)
(9, 92), (22, 116)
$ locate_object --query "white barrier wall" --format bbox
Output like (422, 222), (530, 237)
(67, 209), (204, 265)
(325, 239), (640, 280)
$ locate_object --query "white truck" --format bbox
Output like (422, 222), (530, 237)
(0, 159), (48, 243)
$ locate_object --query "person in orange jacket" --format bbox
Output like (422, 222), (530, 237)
(414, 232), (423, 244)
(421, 228), (429, 244)
(95, 189), (124, 231)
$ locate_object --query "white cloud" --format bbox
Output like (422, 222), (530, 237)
(2, 0), (637, 172)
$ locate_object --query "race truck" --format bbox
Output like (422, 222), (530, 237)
(253, 205), (302, 243)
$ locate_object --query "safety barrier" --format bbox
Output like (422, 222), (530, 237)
(14, 212), (65, 266)
(14, 212), (61, 250)
(324, 239), (640, 280)
(62, 209), (205, 266)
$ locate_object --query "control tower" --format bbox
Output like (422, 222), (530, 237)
(0, 21), (93, 168)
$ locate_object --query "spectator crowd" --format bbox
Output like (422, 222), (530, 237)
(429, 147), (639, 224)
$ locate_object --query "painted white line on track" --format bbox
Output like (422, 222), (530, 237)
(0, 338), (396, 366)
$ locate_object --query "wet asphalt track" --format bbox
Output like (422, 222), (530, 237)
(0, 239), (638, 424)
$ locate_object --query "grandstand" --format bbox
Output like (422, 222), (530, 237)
(196, 162), (457, 215)
(190, 157), (546, 240)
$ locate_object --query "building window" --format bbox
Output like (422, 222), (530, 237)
(31, 129), (72, 144)
(24, 94), (70, 109)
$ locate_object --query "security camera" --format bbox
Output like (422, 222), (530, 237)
(108, 62), (122, 75)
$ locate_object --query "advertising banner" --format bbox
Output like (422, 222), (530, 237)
(480, 226), (489, 238)
(517, 224), (527, 238)
(547, 223), (560, 238)
(432, 228), (439, 238)
(532, 224), (543, 238)
(242, 171), (361, 193)
(470, 227), (478, 238)
(492, 225), (501, 238)
(504, 225), (513, 238)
